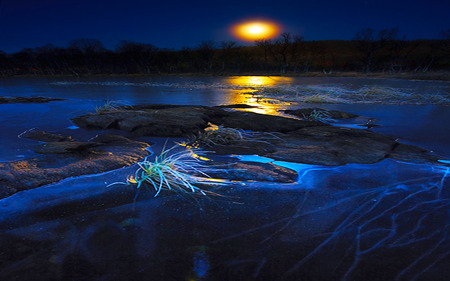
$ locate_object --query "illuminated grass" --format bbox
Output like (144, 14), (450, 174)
(302, 108), (334, 122)
(94, 100), (130, 114)
(109, 145), (220, 197)
(302, 94), (336, 104)
(255, 87), (297, 95)
(189, 123), (244, 147)
(247, 85), (449, 105)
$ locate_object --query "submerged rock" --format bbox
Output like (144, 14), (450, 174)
(20, 129), (73, 142)
(0, 96), (65, 104)
(35, 141), (99, 154)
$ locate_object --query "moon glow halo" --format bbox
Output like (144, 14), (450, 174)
(231, 20), (281, 41)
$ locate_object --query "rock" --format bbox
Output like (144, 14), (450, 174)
(20, 129), (73, 142)
(0, 96), (65, 104)
(284, 108), (359, 119)
(209, 110), (328, 133)
(71, 105), (444, 167)
(208, 161), (297, 183)
(34, 141), (98, 154)
(72, 105), (327, 137)
(206, 140), (276, 156)
(90, 133), (141, 144)
(0, 134), (150, 198)
(72, 106), (211, 137)
(208, 162), (298, 183)
(267, 127), (396, 165)
(388, 143), (440, 164)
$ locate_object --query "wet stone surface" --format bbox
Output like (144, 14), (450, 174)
(72, 104), (444, 167)
(0, 159), (448, 281)
(0, 133), (150, 199)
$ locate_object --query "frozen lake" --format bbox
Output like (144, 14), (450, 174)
(0, 76), (449, 280)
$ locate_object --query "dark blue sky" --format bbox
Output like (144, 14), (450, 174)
(0, 0), (448, 53)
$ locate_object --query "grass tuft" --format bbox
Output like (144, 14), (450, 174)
(94, 100), (130, 114)
(302, 94), (335, 104)
(189, 123), (244, 147)
(108, 145), (221, 197)
(302, 109), (334, 122)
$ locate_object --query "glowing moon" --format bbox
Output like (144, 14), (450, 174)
(231, 20), (281, 41)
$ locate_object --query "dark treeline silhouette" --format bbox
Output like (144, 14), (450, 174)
(0, 28), (449, 77)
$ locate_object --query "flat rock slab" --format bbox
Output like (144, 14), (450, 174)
(207, 161), (298, 183)
(206, 126), (442, 166)
(71, 105), (327, 137)
(71, 104), (445, 167)
(0, 134), (150, 199)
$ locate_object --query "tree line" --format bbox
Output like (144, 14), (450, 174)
(0, 28), (448, 77)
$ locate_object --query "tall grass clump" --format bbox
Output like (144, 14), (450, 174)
(302, 108), (334, 122)
(302, 94), (334, 104)
(94, 100), (130, 114)
(109, 145), (219, 197)
(190, 123), (244, 147)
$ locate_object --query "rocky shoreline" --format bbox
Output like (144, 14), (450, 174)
(0, 104), (447, 199)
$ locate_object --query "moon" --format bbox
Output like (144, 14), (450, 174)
(231, 20), (281, 41)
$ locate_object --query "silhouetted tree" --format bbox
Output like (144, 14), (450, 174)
(68, 38), (106, 54)
(195, 40), (216, 73)
(115, 41), (158, 73)
(1, 33), (449, 77)
(255, 38), (274, 71)
(354, 27), (399, 73)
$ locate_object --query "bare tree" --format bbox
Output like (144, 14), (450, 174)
(354, 28), (399, 73)
(68, 38), (106, 54)
(195, 40), (216, 73)
(255, 38), (274, 71)
(115, 41), (158, 73)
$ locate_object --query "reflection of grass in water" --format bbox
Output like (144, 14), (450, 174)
(109, 145), (219, 197)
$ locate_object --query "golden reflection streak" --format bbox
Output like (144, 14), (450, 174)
(224, 76), (294, 115)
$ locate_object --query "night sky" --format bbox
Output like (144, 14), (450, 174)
(0, 0), (448, 53)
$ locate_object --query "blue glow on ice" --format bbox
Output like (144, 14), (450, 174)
(334, 124), (365, 129)
(234, 155), (274, 163)
(66, 125), (79, 130)
(272, 161), (332, 183)
(438, 159), (450, 164)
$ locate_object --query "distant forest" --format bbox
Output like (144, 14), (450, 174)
(1, 28), (449, 77)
